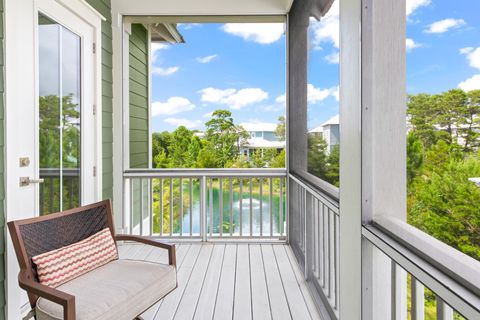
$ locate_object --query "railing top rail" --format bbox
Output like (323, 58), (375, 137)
(123, 168), (287, 178)
(289, 171), (340, 207)
(363, 221), (480, 319)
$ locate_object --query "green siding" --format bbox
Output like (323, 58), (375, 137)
(85, 0), (114, 200)
(0, 0), (5, 316)
(129, 24), (149, 169)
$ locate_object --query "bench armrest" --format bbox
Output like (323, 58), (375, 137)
(18, 271), (75, 320)
(115, 234), (176, 267)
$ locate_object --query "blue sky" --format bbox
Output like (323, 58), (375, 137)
(150, 0), (480, 133)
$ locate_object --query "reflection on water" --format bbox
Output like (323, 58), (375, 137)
(180, 186), (285, 236)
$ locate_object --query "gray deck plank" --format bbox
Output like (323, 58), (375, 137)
(284, 245), (323, 320)
(250, 244), (272, 320)
(261, 245), (292, 320)
(118, 243), (322, 320)
(193, 244), (225, 320)
(173, 244), (214, 320)
(273, 245), (312, 320)
(233, 244), (252, 320)
(141, 244), (190, 319)
(154, 244), (202, 320)
(213, 244), (237, 320)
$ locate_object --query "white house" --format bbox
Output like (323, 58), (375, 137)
(309, 114), (340, 153)
(239, 122), (286, 160)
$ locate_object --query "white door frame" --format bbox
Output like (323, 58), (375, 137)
(4, 0), (104, 317)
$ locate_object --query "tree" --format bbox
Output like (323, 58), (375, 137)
(458, 90), (480, 152)
(307, 134), (328, 180)
(406, 133), (424, 184)
(407, 93), (439, 148)
(275, 116), (286, 141)
(205, 109), (248, 167)
(325, 144), (340, 187)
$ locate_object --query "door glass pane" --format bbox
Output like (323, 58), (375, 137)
(38, 13), (81, 215)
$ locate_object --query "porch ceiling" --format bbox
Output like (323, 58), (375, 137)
(113, 0), (294, 16)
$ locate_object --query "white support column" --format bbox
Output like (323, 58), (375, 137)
(360, 1), (407, 319)
(339, 0), (362, 318)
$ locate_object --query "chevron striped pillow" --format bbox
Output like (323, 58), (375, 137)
(32, 228), (118, 288)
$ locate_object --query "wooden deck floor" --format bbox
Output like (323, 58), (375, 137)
(118, 242), (322, 320)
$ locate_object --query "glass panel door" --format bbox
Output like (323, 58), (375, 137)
(38, 13), (81, 214)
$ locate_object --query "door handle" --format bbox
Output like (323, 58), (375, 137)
(19, 177), (45, 187)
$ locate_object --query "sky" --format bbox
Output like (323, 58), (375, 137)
(150, 0), (480, 133)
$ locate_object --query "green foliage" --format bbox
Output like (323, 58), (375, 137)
(275, 115), (286, 141)
(406, 133), (424, 183)
(407, 89), (480, 261)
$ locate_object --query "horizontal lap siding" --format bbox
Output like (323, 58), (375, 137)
(129, 24), (149, 169)
(86, 0), (114, 200)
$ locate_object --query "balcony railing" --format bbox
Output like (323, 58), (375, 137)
(123, 168), (287, 240)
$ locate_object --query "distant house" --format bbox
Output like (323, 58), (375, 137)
(239, 122), (286, 160)
(309, 115), (340, 153)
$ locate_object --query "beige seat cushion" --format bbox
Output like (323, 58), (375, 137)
(36, 259), (177, 320)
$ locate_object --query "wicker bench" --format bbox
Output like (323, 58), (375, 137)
(8, 200), (177, 320)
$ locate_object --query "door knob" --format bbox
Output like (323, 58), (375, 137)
(19, 177), (45, 187)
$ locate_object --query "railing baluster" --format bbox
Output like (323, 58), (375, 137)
(209, 178), (213, 237)
(279, 177), (283, 236)
(411, 277), (425, 320)
(129, 178), (133, 235)
(189, 178), (193, 237)
(335, 213), (340, 311)
(149, 178), (153, 236)
(139, 178), (143, 236)
(159, 178), (163, 236)
(219, 178), (223, 236)
(259, 178), (263, 237)
(200, 176), (207, 241)
(249, 178), (253, 236)
(169, 178), (173, 236)
(230, 178), (233, 236)
(240, 179), (243, 236)
(269, 178), (273, 237)
(180, 178), (183, 236)
(436, 297), (454, 320)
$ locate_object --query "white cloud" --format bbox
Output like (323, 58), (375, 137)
(458, 74), (480, 92)
(178, 23), (201, 30)
(425, 18), (466, 34)
(332, 86), (339, 102)
(310, 1), (339, 50)
(308, 84), (337, 103)
(164, 118), (201, 129)
(406, 38), (421, 52)
(275, 94), (286, 105)
(152, 97), (196, 116)
(151, 43), (169, 63)
(151, 66), (179, 76)
(460, 47), (480, 70)
(221, 23), (284, 44)
(203, 112), (214, 118)
(325, 51), (339, 64)
(406, 0), (431, 16)
(198, 87), (268, 109)
(150, 43), (180, 76)
(196, 54), (218, 64)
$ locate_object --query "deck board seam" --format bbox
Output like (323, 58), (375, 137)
(191, 244), (216, 319)
(172, 244), (206, 319)
(271, 244), (294, 319)
(210, 244), (227, 320)
(283, 245), (318, 320)
(260, 244), (274, 320)
(152, 244), (192, 319)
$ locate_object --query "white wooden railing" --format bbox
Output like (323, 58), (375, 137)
(123, 168), (287, 240)
(289, 173), (340, 319)
(363, 220), (480, 320)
